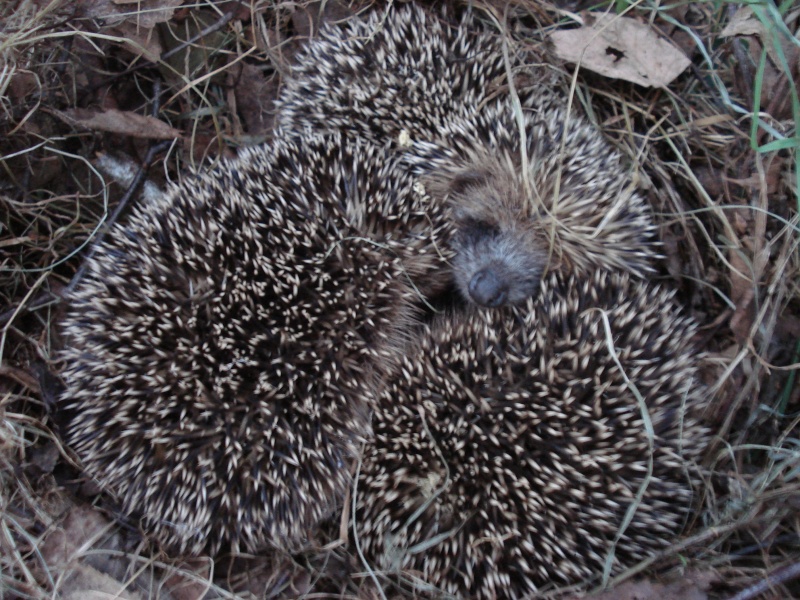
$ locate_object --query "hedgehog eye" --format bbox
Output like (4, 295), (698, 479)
(449, 170), (490, 195)
(459, 217), (501, 243)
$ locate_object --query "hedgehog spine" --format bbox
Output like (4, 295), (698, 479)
(58, 132), (453, 555)
(354, 270), (709, 599)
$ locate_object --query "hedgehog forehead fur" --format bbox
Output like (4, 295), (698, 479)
(276, 4), (659, 308)
(355, 269), (709, 599)
(58, 131), (453, 556)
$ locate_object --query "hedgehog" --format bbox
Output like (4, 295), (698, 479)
(275, 4), (658, 308)
(353, 269), (709, 599)
(57, 131), (454, 556)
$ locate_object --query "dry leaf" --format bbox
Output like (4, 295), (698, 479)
(8, 69), (40, 104)
(720, 6), (763, 38)
(0, 365), (40, 391)
(94, 152), (163, 204)
(583, 576), (709, 600)
(110, 22), (163, 62)
(80, 0), (184, 28)
(163, 559), (213, 600)
(720, 6), (796, 68)
(728, 247), (756, 342)
(549, 13), (691, 87)
(25, 441), (60, 477)
(57, 108), (181, 139)
(776, 313), (800, 338)
(60, 564), (144, 600)
(41, 505), (115, 567)
(292, 1), (355, 39)
(232, 62), (278, 137)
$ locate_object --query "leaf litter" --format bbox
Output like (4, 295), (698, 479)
(1, 0), (799, 598)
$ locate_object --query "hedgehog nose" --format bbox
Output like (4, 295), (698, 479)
(469, 269), (508, 307)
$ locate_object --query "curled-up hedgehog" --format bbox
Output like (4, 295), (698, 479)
(354, 270), (709, 599)
(276, 4), (658, 307)
(57, 132), (453, 556)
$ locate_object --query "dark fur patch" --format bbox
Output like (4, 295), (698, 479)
(448, 169), (491, 195)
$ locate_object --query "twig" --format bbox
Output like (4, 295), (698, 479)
(723, 561), (800, 600)
(1, 77), (171, 325)
(728, 5), (754, 104)
(65, 138), (172, 296)
(159, 4), (241, 62)
(89, 1), (245, 88)
(0, 292), (60, 326)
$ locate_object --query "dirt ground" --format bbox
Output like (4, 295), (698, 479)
(1, 1), (798, 598)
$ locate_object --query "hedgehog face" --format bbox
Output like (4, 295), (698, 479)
(451, 213), (545, 307)
(435, 166), (547, 308)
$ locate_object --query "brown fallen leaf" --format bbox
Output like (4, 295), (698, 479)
(728, 247), (756, 343)
(549, 13), (691, 87)
(581, 573), (711, 600)
(59, 564), (145, 600)
(40, 504), (116, 568)
(55, 108), (181, 140)
(109, 22), (163, 62)
(231, 61), (278, 137)
(162, 559), (213, 600)
(720, 6), (797, 69)
(0, 365), (40, 391)
(291, 0), (355, 39)
(25, 440), (60, 478)
(40, 503), (157, 597)
(79, 0), (184, 28)
(8, 69), (40, 105)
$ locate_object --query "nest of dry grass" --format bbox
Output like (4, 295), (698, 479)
(1, 0), (798, 598)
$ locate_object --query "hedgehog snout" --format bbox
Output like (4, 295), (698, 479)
(454, 227), (546, 307)
(468, 268), (509, 307)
